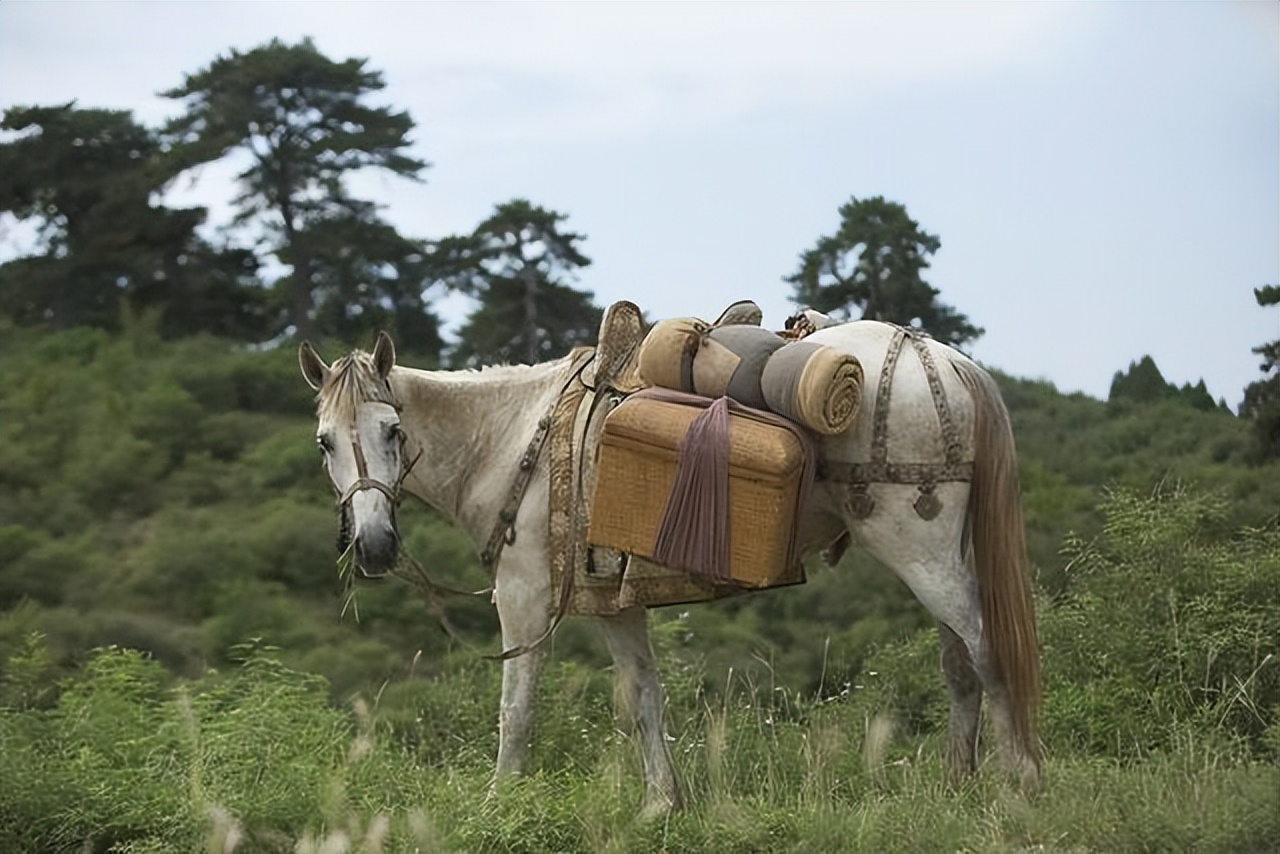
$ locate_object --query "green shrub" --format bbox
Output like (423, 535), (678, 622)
(1041, 485), (1279, 757)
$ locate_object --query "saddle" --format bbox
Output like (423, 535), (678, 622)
(549, 300), (808, 615)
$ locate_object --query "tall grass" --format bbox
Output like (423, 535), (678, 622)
(1, 639), (1275, 854)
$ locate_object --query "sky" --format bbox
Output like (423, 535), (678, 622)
(1, 1), (1276, 406)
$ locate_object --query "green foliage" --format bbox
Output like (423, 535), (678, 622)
(0, 644), (432, 853)
(445, 199), (602, 366)
(996, 369), (1278, 597)
(1241, 284), (1280, 459)
(1109, 354), (1223, 412)
(786, 195), (982, 347)
(1041, 485), (1278, 758)
(160, 37), (431, 343)
(0, 322), (438, 695)
(1108, 354), (1171, 404)
(4, 627), (1277, 854)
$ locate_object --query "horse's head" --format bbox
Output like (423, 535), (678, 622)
(299, 332), (414, 578)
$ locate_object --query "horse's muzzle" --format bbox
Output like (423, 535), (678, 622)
(353, 526), (400, 578)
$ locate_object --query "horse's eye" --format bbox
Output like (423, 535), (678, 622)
(384, 423), (403, 442)
(317, 435), (333, 454)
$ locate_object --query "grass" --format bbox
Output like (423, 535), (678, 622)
(3, 645), (1275, 854)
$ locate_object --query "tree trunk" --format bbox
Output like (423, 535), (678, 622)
(279, 194), (316, 341)
(521, 260), (539, 365)
(290, 259), (316, 342)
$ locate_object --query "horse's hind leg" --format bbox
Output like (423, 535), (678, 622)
(940, 617), (1041, 790)
(938, 620), (982, 782)
(973, 656), (1042, 791)
(598, 606), (682, 817)
(931, 609), (1042, 789)
(845, 484), (988, 779)
(846, 484), (1041, 789)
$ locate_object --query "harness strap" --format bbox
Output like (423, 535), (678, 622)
(478, 351), (596, 570)
(820, 327), (973, 487)
(478, 413), (553, 569)
(337, 442), (422, 507)
(908, 333), (965, 471)
(339, 438), (396, 505)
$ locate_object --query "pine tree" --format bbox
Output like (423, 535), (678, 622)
(1241, 285), (1279, 459)
(446, 200), (600, 366)
(0, 103), (269, 338)
(162, 38), (430, 342)
(786, 195), (982, 347)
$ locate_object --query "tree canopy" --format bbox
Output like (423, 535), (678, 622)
(1107, 355), (1221, 412)
(161, 37), (431, 343)
(786, 195), (982, 348)
(0, 103), (269, 338)
(1241, 284), (1280, 459)
(445, 199), (600, 366)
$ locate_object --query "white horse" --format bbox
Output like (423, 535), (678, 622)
(298, 321), (1041, 816)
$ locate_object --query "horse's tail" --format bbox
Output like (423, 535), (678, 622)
(951, 358), (1042, 768)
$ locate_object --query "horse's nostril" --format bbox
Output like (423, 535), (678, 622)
(354, 529), (399, 578)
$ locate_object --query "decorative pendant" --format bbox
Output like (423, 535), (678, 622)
(914, 486), (942, 520)
(847, 483), (876, 519)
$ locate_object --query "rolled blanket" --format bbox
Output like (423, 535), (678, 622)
(637, 318), (784, 408)
(636, 317), (707, 393)
(637, 315), (863, 435)
(699, 325), (785, 409)
(761, 340), (864, 435)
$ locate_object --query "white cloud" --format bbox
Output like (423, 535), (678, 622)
(1, 2), (1091, 143)
(358, 3), (1092, 144)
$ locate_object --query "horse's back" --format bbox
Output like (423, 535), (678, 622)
(807, 321), (977, 467)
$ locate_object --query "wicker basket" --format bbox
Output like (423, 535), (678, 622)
(587, 396), (806, 589)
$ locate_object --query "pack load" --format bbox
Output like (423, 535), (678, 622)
(635, 315), (863, 435)
(587, 389), (814, 590)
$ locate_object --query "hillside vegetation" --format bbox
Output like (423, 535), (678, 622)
(1, 319), (1277, 852)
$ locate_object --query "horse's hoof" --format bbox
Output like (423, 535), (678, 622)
(638, 793), (680, 822)
(1017, 761), (1044, 797)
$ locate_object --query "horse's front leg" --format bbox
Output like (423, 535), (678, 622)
(492, 562), (552, 779)
(495, 647), (546, 778)
(599, 605), (682, 817)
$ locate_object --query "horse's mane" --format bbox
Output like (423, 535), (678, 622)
(315, 351), (399, 423)
(317, 346), (591, 425)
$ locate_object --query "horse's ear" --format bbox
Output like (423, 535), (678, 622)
(298, 341), (330, 391)
(372, 331), (396, 379)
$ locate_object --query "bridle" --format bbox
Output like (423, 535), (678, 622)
(332, 406), (423, 511)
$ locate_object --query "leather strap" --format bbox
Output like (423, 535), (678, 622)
(478, 351), (595, 570)
(820, 327), (972, 486)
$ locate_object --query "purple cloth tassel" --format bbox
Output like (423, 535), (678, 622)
(652, 396), (732, 580)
